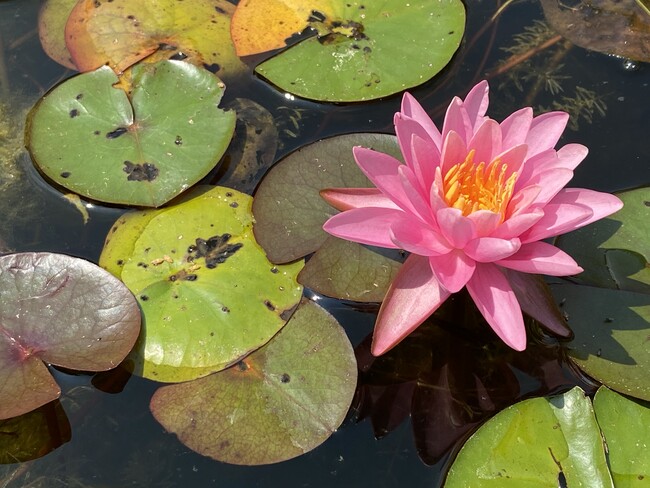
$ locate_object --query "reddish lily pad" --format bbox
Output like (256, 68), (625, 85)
(253, 133), (402, 302)
(99, 186), (304, 383)
(233, 0), (466, 101)
(150, 299), (357, 465)
(64, 0), (247, 80)
(27, 60), (235, 207)
(0, 252), (141, 420)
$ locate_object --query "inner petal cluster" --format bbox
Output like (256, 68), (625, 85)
(443, 149), (517, 221)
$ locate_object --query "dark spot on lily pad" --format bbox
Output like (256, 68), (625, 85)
(237, 360), (248, 371)
(75, 93), (83, 100)
(215, 6), (226, 13)
(106, 127), (128, 139)
(203, 63), (221, 73)
(60, 171), (71, 178)
(280, 373), (290, 383)
(69, 109), (79, 118)
(189, 234), (243, 268)
(229, 202), (238, 208)
(140, 295), (149, 301)
(175, 136), (183, 145)
(264, 300), (275, 311)
(94, 130), (100, 135)
(308, 10), (326, 22)
(644, 201), (650, 207)
(158, 42), (177, 51)
(123, 161), (159, 182)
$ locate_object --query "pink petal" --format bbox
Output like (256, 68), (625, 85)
(462, 80), (490, 131)
(467, 118), (502, 165)
(466, 263), (526, 351)
(515, 149), (557, 189)
(436, 207), (477, 248)
(442, 98), (471, 145)
(494, 143), (528, 181)
(525, 111), (569, 158)
(440, 130), (469, 175)
(496, 241), (583, 276)
(409, 133), (438, 193)
(371, 254), (451, 355)
(464, 237), (521, 262)
(492, 209), (544, 240)
(320, 188), (399, 211)
(429, 250), (476, 293)
(468, 210), (502, 236)
(398, 164), (436, 225)
(556, 144), (588, 170)
(500, 107), (533, 148)
(506, 185), (542, 218)
(525, 168), (575, 206)
(400, 92), (442, 147)
(323, 207), (404, 248)
(390, 217), (452, 256)
(395, 114), (441, 181)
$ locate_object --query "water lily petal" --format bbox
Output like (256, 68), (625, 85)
(390, 217), (451, 255)
(515, 149), (557, 189)
(371, 254), (451, 355)
(468, 118), (502, 165)
(500, 107), (533, 148)
(556, 143), (588, 170)
(496, 241), (583, 276)
(464, 237), (521, 262)
(525, 167), (574, 206)
(429, 249), (476, 292)
(398, 163), (435, 225)
(400, 92), (442, 147)
(525, 111), (569, 158)
(395, 114), (441, 182)
(462, 80), (490, 132)
(442, 98), (471, 144)
(323, 207), (404, 248)
(440, 130), (469, 176)
(492, 208), (544, 240)
(468, 210), (502, 236)
(436, 207), (477, 248)
(466, 263), (526, 351)
(494, 143), (528, 180)
(506, 185), (542, 218)
(409, 133), (439, 194)
(320, 188), (399, 211)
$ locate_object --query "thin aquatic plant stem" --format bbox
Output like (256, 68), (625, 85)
(0, 32), (10, 98)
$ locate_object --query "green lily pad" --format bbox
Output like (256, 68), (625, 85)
(594, 387), (650, 486)
(252, 133), (402, 302)
(26, 60), (236, 207)
(150, 299), (357, 465)
(99, 186), (304, 383)
(0, 252), (141, 420)
(235, 0), (465, 102)
(445, 387), (613, 487)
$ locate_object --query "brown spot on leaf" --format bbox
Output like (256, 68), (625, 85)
(60, 171), (71, 178)
(69, 109), (79, 118)
(106, 127), (128, 139)
(123, 161), (159, 182)
(188, 234), (243, 268)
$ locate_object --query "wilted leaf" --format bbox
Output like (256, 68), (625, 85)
(99, 186), (304, 383)
(27, 60), (235, 207)
(38, 0), (77, 70)
(0, 252), (140, 419)
(150, 299), (357, 465)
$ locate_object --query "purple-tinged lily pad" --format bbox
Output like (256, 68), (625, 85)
(253, 133), (403, 302)
(150, 299), (357, 465)
(0, 252), (141, 420)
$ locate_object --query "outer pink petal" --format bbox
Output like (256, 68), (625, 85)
(556, 144), (588, 170)
(321, 188), (399, 211)
(395, 114), (441, 181)
(398, 164), (436, 225)
(500, 107), (533, 148)
(525, 111), (569, 158)
(436, 207), (477, 248)
(515, 149), (557, 189)
(466, 263), (526, 351)
(467, 118), (502, 165)
(410, 133), (438, 194)
(464, 237), (521, 262)
(442, 98), (471, 145)
(400, 92), (442, 147)
(390, 218), (452, 256)
(371, 254), (451, 355)
(323, 207), (404, 248)
(462, 80), (490, 131)
(496, 241), (583, 276)
(440, 130), (468, 174)
(525, 168), (574, 206)
(429, 250), (476, 293)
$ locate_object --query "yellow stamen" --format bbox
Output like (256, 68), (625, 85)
(443, 149), (517, 221)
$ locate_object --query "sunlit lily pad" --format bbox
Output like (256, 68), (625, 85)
(63, 0), (247, 80)
(150, 299), (357, 465)
(541, 0), (650, 61)
(38, 0), (77, 70)
(594, 387), (650, 485)
(445, 387), (613, 487)
(0, 252), (141, 420)
(233, 0), (466, 101)
(27, 60), (235, 207)
(252, 133), (402, 301)
(99, 186), (304, 383)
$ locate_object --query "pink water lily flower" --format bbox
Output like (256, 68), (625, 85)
(322, 81), (623, 355)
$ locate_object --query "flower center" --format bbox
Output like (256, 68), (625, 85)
(443, 149), (517, 220)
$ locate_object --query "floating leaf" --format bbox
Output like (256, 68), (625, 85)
(0, 252), (140, 420)
(541, 0), (650, 61)
(150, 299), (357, 465)
(99, 186), (304, 383)
(594, 387), (650, 485)
(64, 0), (247, 80)
(27, 60), (235, 207)
(445, 387), (613, 487)
(233, 0), (465, 101)
(38, 0), (77, 70)
(253, 133), (402, 301)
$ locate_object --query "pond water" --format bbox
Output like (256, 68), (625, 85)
(1, 0), (649, 486)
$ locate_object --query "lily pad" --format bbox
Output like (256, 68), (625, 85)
(445, 387), (613, 487)
(233, 0), (466, 101)
(64, 0), (247, 80)
(253, 133), (402, 301)
(541, 0), (650, 62)
(99, 186), (304, 383)
(0, 252), (141, 420)
(150, 299), (357, 465)
(27, 60), (236, 207)
(593, 387), (650, 486)
(38, 0), (77, 70)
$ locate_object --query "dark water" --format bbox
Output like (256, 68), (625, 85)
(1, 0), (648, 486)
